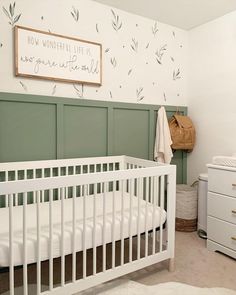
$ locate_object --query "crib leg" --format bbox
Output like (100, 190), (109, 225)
(168, 258), (175, 272)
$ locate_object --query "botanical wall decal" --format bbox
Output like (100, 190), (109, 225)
(110, 57), (117, 68)
(163, 92), (167, 102)
(173, 68), (181, 80)
(19, 81), (27, 92)
(130, 38), (138, 52)
(52, 85), (57, 96)
(152, 21), (158, 37)
(73, 84), (84, 98)
(128, 69), (133, 76)
(2, 2), (21, 26)
(0, 0), (187, 106)
(136, 87), (144, 101)
(71, 6), (79, 22)
(111, 9), (122, 31)
(155, 44), (167, 65)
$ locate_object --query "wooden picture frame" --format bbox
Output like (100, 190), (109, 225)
(14, 26), (102, 86)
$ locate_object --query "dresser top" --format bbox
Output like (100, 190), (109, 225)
(207, 164), (236, 172)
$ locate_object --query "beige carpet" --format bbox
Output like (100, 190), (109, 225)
(83, 280), (236, 295)
(3, 280), (236, 295)
(124, 232), (236, 290)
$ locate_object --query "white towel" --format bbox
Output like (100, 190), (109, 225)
(154, 106), (173, 164)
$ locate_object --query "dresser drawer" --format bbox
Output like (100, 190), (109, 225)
(208, 217), (236, 251)
(208, 192), (236, 225)
(208, 168), (236, 198)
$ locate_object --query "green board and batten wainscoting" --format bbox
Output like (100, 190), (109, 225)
(0, 92), (187, 184)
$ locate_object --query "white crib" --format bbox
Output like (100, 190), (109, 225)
(0, 155), (176, 295)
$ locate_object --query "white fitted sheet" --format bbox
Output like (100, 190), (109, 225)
(212, 156), (236, 168)
(0, 192), (166, 267)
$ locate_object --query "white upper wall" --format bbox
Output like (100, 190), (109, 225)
(188, 10), (236, 183)
(0, 0), (188, 106)
(94, 0), (236, 30)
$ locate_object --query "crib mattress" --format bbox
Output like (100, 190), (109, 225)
(0, 192), (166, 267)
(212, 156), (236, 168)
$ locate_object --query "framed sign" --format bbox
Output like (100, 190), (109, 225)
(14, 26), (102, 85)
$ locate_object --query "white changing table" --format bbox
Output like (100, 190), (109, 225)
(207, 164), (236, 259)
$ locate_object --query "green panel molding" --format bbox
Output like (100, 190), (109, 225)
(64, 105), (108, 158)
(0, 92), (187, 183)
(0, 100), (56, 162)
(113, 108), (149, 159)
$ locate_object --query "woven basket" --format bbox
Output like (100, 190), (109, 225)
(176, 184), (198, 232)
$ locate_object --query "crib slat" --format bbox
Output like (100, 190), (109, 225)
(23, 192), (28, 295)
(49, 189), (54, 291)
(152, 176), (157, 255)
(5, 172), (9, 207)
(9, 193), (14, 295)
(15, 172), (19, 206)
(37, 191), (41, 295)
(72, 185), (76, 282)
(129, 179), (133, 263)
(160, 175), (164, 252)
(33, 170), (36, 203)
(93, 183), (97, 275)
(112, 181), (116, 269)
(156, 177), (160, 248)
(42, 170), (45, 203)
(145, 177), (149, 257)
(137, 178), (141, 260)
(120, 180), (125, 266)
(102, 182), (107, 272)
(83, 185), (87, 279)
(61, 187), (65, 286)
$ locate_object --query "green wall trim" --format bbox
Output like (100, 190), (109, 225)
(56, 103), (64, 159)
(107, 107), (114, 156)
(0, 92), (187, 112)
(0, 92), (188, 183)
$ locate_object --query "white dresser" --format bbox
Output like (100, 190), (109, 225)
(207, 164), (236, 259)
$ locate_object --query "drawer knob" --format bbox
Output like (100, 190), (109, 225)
(232, 184), (236, 187)
(232, 237), (236, 241)
(232, 210), (236, 214)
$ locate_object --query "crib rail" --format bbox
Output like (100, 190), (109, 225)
(0, 157), (176, 295)
(0, 156), (125, 207)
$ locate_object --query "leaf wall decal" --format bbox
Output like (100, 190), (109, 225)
(130, 38), (138, 52)
(136, 87), (144, 101)
(152, 21), (158, 37)
(73, 84), (84, 98)
(52, 85), (57, 96)
(71, 6), (79, 22)
(110, 57), (117, 68)
(2, 2), (21, 26)
(155, 44), (167, 65)
(173, 68), (181, 80)
(111, 9), (122, 32)
(19, 81), (27, 92)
